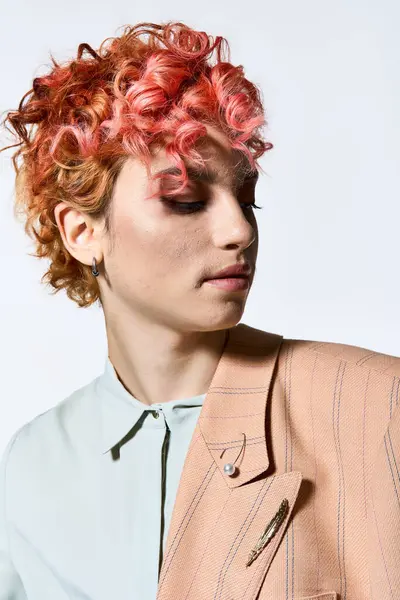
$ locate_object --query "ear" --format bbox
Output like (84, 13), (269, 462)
(53, 202), (103, 267)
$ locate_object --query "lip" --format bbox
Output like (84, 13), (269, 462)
(204, 277), (250, 291)
(204, 263), (252, 281)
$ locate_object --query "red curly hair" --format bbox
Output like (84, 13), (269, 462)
(0, 21), (273, 308)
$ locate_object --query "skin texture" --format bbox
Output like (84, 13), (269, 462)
(54, 125), (260, 406)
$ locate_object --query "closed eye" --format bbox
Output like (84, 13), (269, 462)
(161, 198), (263, 214)
(160, 172), (261, 214)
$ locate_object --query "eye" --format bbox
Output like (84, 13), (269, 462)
(159, 174), (262, 215)
(161, 198), (262, 214)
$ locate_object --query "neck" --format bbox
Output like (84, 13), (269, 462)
(104, 311), (229, 406)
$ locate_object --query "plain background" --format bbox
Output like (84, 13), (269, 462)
(0, 0), (399, 454)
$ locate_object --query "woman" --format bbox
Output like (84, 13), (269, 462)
(0, 21), (399, 600)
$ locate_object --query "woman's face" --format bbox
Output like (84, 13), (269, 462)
(98, 125), (260, 332)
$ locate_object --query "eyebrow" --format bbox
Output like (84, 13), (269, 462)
(153, 163), (259, 186)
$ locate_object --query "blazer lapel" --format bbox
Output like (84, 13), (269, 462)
(157, 324), (303, 600)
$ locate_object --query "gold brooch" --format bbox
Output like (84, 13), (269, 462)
(246, 498), (289, 567)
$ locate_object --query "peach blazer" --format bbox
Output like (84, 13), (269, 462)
(156, 323), (400, 600)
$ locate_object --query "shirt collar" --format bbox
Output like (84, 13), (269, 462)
(96, 356), (206, 454)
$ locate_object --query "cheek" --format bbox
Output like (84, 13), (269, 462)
(112, 226), (185, 284)
(110, 214), (204, 287)
(107, 220), (156, 282)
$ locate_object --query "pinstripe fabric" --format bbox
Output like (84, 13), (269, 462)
(156, 323), (400, 600)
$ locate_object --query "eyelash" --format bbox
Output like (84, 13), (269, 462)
(161, 199), (263, 214)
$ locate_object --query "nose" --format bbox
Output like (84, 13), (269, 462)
(213, 194), (257, 250)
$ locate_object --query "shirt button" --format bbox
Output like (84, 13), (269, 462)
(152, 410), (160, 419)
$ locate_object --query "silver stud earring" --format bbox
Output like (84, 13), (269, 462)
(92, 257), (100, 277)
(220, 432), (246, 477)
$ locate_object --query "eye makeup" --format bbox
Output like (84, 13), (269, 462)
(160, 198), (262, 215)
(158, 171), (261, 214)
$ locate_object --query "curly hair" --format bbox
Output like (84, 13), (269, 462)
(0, 21), (273, 308)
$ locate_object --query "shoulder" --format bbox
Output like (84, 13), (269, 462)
(276, 332), (400, 424)
(243, 324), (400, 441)
(281, 335), (400, 379)
(1, 375), (100, 478)
(239, 323), (400, 378)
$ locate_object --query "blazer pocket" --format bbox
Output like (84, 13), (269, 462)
(295, 593), (337, 600)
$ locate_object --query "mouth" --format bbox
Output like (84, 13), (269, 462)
(204, 262), (252, 281)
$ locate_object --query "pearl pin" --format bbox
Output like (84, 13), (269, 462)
(223, 463), (236, 476)
(220, 432), (246, 477)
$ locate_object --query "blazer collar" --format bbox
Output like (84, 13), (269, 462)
(197, 322), (283, 488)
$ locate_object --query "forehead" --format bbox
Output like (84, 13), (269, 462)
(115, 126), (257, 197)
(150, 132), (255, 186)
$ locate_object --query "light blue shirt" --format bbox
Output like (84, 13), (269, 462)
(0, 356), (206, 599)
